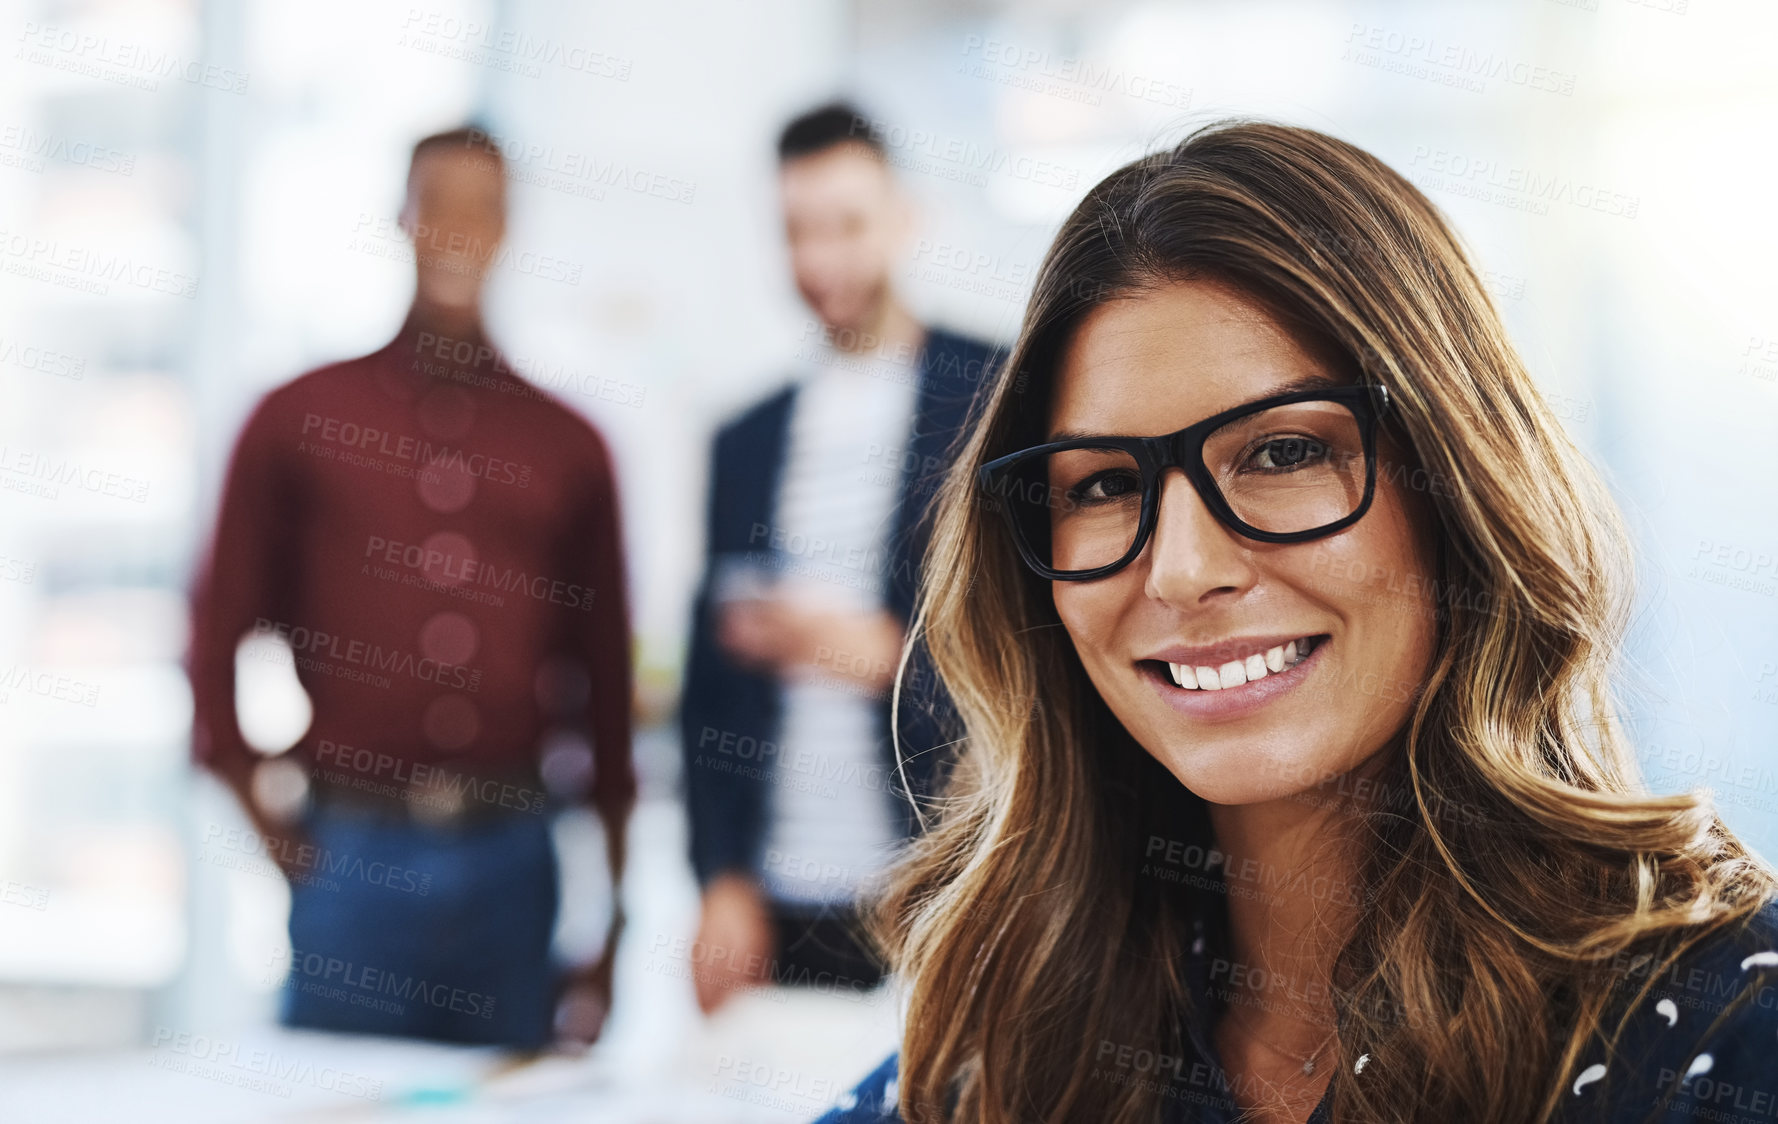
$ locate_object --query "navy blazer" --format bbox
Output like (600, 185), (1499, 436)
(814, 898), (1778, 1123)
(679, 327), (1000, 887)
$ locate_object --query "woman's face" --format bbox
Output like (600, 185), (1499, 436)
(1047, 280), (1438, 807)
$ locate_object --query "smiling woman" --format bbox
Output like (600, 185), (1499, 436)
(815, 121), (1778, 1124)
(1029, 282), (1437, 812)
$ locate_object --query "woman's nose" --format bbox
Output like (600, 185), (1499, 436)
(1142, 471), (1257, 606)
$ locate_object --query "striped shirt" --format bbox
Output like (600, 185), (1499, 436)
(759, 346), (918, 905)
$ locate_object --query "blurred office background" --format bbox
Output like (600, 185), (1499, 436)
(0, 0), (1774, 1119)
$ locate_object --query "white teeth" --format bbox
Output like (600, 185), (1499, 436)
(1162, 637), (1320, 693)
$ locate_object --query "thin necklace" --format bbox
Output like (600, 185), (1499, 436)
(1225, 1008), (1339, 1077)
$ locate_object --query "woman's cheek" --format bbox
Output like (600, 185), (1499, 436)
(1051, 580), (1127, 659)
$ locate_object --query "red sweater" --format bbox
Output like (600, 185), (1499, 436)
(187, 320), (635, 818)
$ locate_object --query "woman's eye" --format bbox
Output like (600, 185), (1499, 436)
(1070, 470), (1141, 503)
(1247, 436), (1328, 471)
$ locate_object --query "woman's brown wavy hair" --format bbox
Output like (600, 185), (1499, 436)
(877, 120), (1776, 1123)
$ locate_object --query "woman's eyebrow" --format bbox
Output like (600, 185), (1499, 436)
(1268, 372), (1345, 395)
(1044, 371), (1347, 442)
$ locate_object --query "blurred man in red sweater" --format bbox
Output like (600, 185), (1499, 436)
(187, 127), (632, 1049)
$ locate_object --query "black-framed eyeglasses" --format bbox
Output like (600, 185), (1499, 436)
(978, 384), (1392, 581)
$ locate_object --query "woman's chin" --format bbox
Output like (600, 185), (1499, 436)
(1147, 739), (1350, 809)
(1157, 763), (1295, 807)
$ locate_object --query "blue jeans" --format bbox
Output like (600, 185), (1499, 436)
(280, 804), (559, 1048)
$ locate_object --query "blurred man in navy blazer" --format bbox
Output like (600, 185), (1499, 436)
(680, 102), (997, 1012)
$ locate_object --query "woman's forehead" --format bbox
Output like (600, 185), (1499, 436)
(1047, 281), (1339, 435)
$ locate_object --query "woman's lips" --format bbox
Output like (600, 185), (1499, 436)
(1140, 635), (1328, 721)
(1165, 635), (1320, 690)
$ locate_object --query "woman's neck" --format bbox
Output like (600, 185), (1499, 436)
(1206, 786), (1365, 1035)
